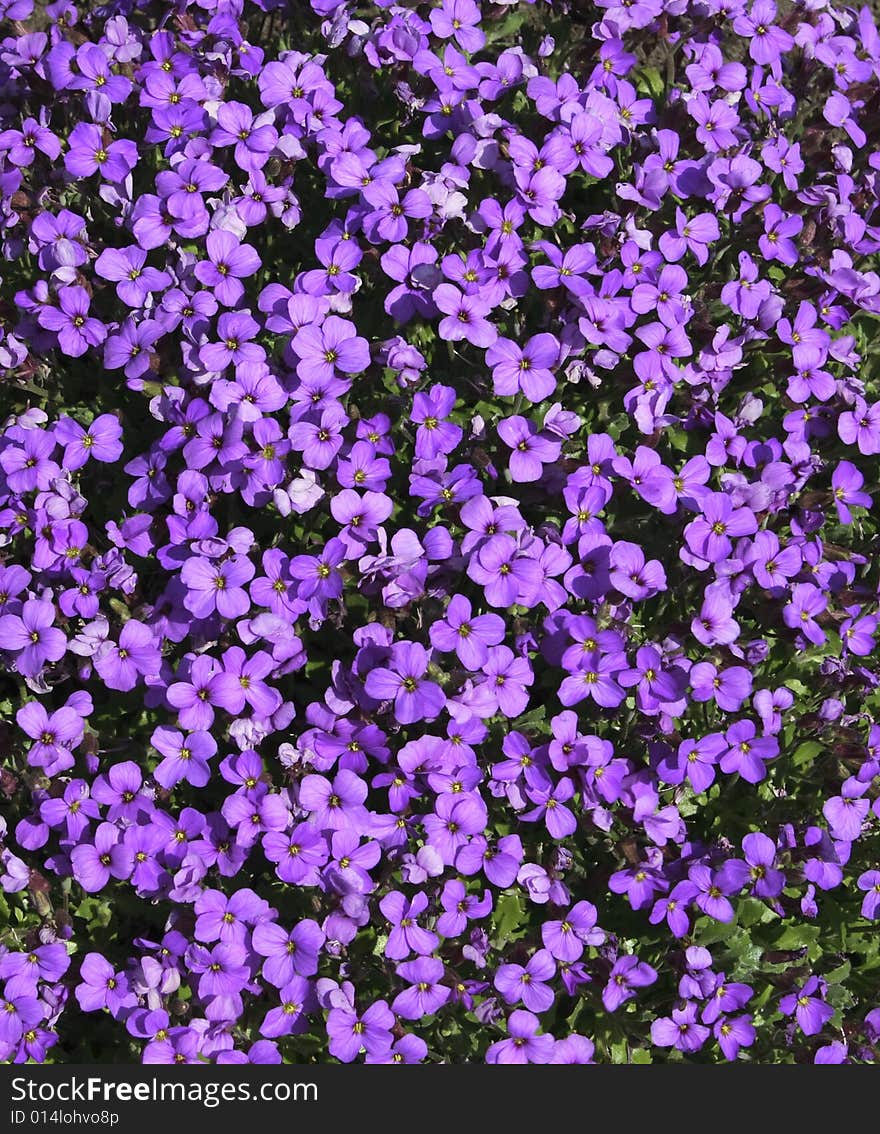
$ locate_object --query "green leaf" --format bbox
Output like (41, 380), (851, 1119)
(791, 741), (823, 770)
(824, 960), (851, 985)
(492, 891), (527, 947)
(74, 897), (113, 931)
(516, 705), (547, 731)
(694, 915), (740, 946)
(738, 898), (774, 929)
(636, 67), (665, 99)
(772, 923), (821, 951)
(485, 9), (527, 44)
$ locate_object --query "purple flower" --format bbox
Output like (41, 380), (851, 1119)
(424, 793), (488, 865)
(326, 999), (395, 1063)
(689, 663), (752, 713)
(200, 311), (264, 373)
(480, 646), (532, 717)
(260, 977), (315, 1039)
(64, 122), (137, 182)
(779, 977), (833, 1036)
(429, 594), (505, 669)
(211, 101), (277, 171)
(783, 583), (827, 646)
(37, 286), (107, 357)
(330, 490), (393, 552)
(151, 726), (217, 789)
(857, 871), (880, 919)
(620, 645), (684, 713)
(430, 0), (485, 54)
(180, 554), (255, 620)
(823, 780), (869, 842)
(299, 770), (369, 832)
(495, 950), (556, 1013)
(55, 414), (123, 470)
(0, 993), (44, 1046)
(739, 833), (785, 898)
(685, 493), (757, 563)
(194, 230), (261, 307)
(0, 0), (874, 1073)
(90, 762), (148, 822)
(365, 642), (446, 724)
(410, 385), (462, 460)
(659, 209), (720, 266)
(433, 283), (496, 347)
(719, 720), (778, 784)
(559, 650), (627, 709)
(541, 901), (603, 961)
(379, 891), (439, 960)
(467, 534), (543, 608)
(497, 416), (561, 483)
(94, 621), (160, 692)
(0, 600), (66, 676)
(486, 335), (559, 402)
(17, 701), (83, 777)
(392, 957), (450, 1019)
(733, 0), (794, 65)
(293, 316), (370, 383)
(207, 648), (280, 716)
(69, 823), (132, 894)
(75, 954), (137, 1016)
(0, 941), (68, 989)
(651, 1003), (711, 1053)
(832, 461), (872, 524)
(251, 919), (325, 986)
(746, 532), (801, 592)
(142, 1028), (200, 1066)
(838, 398), (880, 456)
(550, 1034), (596, 1064)
(187, 941), (250, 1000)
(602, 956), (658, 1012)
(692, 587), (740, 647)
(166, 655), (221, 731)
(94, 246), (171, 308)
(436, 880), (492, 938)
(649, 882), (699, 939)
(485, 1010), (555, 1065)
(759, 204), (802, 265)
(714, 1015), (756, 1060)
(689, 864), (742, 922)
(289, 539), (346, 603)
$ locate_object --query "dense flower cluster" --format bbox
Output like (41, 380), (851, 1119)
(0, 0), (879, 1065)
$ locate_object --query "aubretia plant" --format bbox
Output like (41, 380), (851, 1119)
(0, 0), (879, 1069)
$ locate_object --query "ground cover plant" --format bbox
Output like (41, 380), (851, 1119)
(0, 0), (879, 1065)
